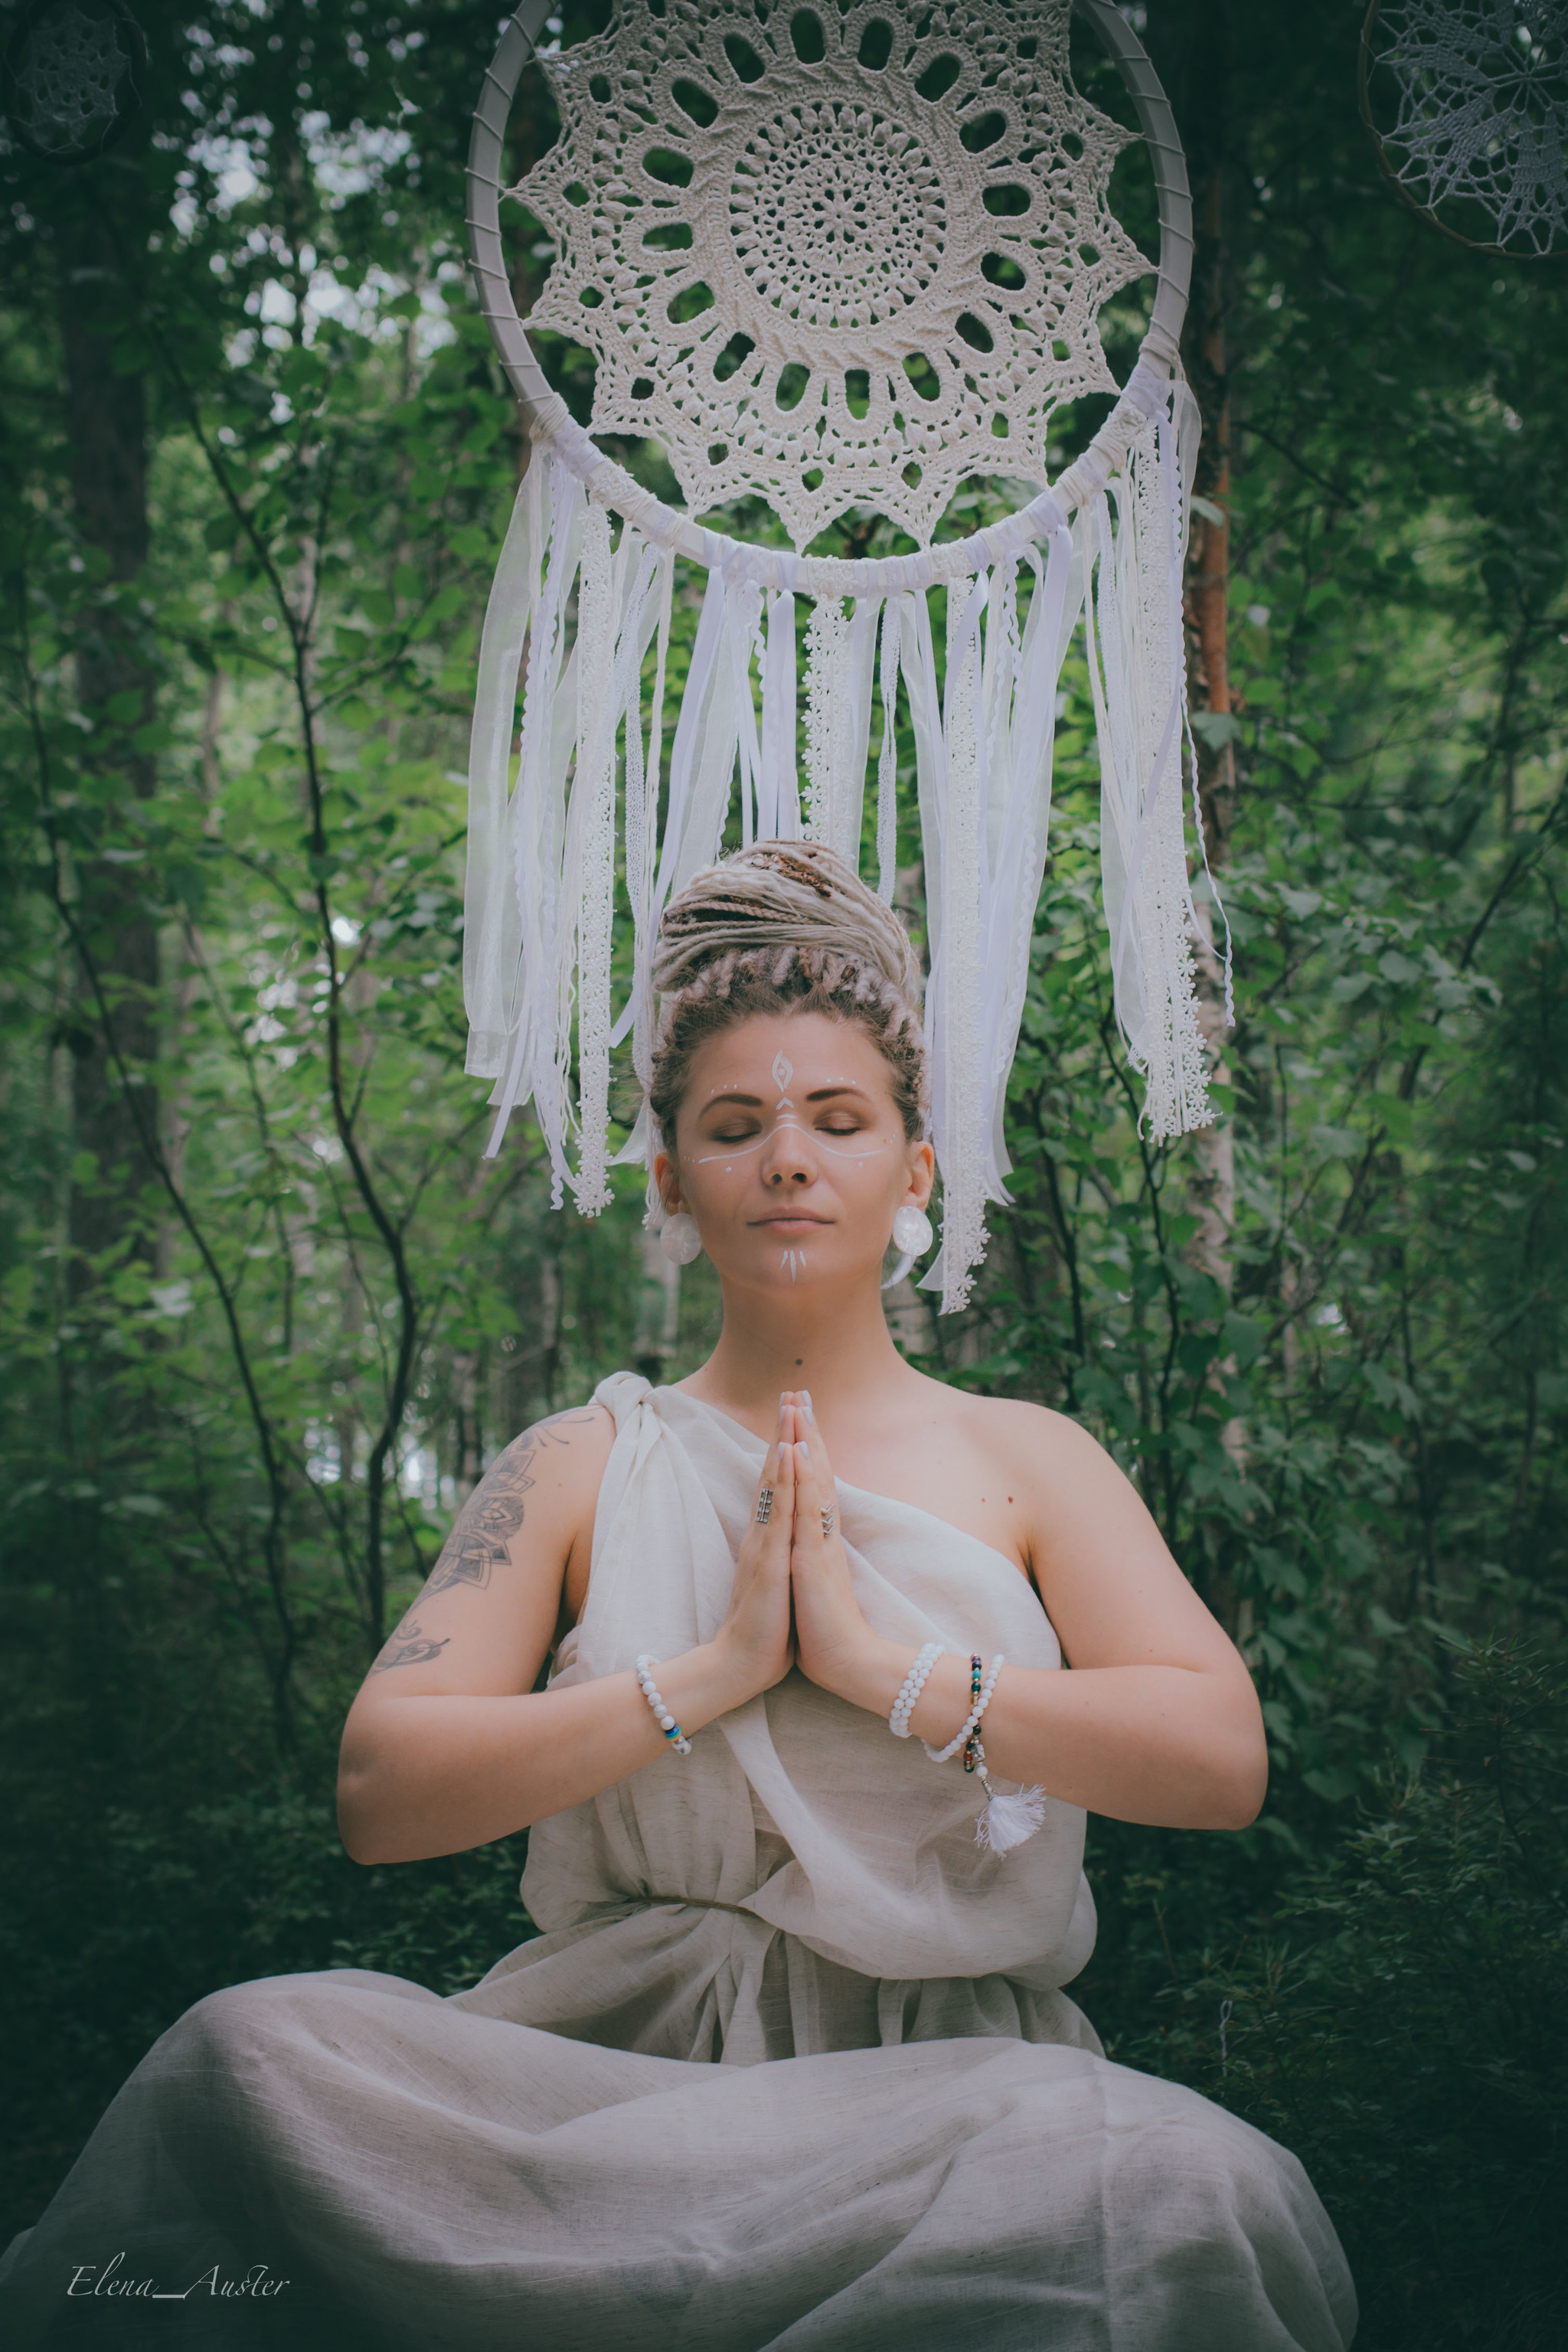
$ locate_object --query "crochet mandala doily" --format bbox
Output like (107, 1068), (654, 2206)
(1370, 0), (1568, 253)
(513, 0), (1148, 546)
(8, 2), (133, 154)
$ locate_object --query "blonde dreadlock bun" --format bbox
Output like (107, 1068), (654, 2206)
(652, 841), (924, 1009)
(648, 841), (929, 1145)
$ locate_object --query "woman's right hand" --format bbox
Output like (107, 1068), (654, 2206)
(710, 1404), (797, 1698)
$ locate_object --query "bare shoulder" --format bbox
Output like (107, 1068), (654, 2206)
(350, 1400), (617, 1705)
(429, 1398), (617, 1591)
(897, 1374), (1148, 1579)
(906, 1374), (1109, 1484)
(968, 1393), (1145, 1525)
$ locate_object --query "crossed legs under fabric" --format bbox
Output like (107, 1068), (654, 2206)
(1, 1964), (1355, 2352)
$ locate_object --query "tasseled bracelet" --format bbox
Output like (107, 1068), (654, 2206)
(916, 1650), (1048, 1855)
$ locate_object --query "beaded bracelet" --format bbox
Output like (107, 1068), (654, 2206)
(889, 1642), (942, 1737)
(922, 1652), (1004, 1766)
(634, 1655), (693, 1756)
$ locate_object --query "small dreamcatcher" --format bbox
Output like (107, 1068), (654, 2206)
(1360, 0), (1568, 256)
(2, 0), (145, 165)
(462, 1), (1227, 1312)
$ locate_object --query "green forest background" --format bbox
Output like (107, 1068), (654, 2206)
(2, 2), (1564, 2344)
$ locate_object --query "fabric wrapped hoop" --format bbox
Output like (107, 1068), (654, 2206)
(464, 0), (1194, 593)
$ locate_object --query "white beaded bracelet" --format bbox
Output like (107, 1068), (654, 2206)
(923, 1652), (1004, 1766)
(634, 1654), (692, 1756)
(889, 1642), (942, 1737)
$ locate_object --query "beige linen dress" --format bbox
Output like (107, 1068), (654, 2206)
(1, 1374), (1357, 2350)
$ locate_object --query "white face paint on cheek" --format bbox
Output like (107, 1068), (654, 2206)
(814, 1132), (890, 1161)
(690, 1058), (895, 1167)
(692, 1122), (890, 1166)
(692, 1132), (766, 1167)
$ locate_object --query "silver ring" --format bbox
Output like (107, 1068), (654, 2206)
(756, 1490), (774, 1526)
(820, 1505), (836, 1539)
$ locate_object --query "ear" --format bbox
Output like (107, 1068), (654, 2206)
(902, 1140), (936, 1210)
(653, 1148), (681, 1217)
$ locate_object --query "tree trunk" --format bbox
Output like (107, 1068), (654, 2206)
(57, 198), (160, 1294)
(634, 1230), (682, 1385)
(1180, 0), (1251, 1638)
(1182, 0), (1238, 1289)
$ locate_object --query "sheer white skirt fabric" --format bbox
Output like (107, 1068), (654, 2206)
(0, 1375), (1357, 2350)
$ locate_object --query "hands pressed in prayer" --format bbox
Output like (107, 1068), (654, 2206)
(713, 1390), (854, 1704)
(769, 1395), (960, 1739)
(715, 1390), (876, 1710)
(743, 1392), (977, 1736)
(744, 1398), (1000, 1757)
(714, 1401), (798, 1693)
(773, 1392), (877, 1700)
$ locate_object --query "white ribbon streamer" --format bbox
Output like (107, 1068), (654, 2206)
(464, 413), (1223, 1298)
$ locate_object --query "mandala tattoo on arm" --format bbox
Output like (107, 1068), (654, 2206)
(366, 1410), (598, 1676)
(420, 1408), (600, 1599)
(369, 1617), (450, 1675)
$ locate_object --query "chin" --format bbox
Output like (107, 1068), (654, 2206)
(769, 1243), (824, 1287)
(730, 1238), (852, 1289)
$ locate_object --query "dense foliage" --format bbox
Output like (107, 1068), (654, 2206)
(1, 3), (1563, 2343)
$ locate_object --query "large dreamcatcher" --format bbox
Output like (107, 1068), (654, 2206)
(1360, 1), (1568, 256)
(519, 0), (1146, 550)
(1, 0), (145, 165)
(462, 0), (1223, 1312)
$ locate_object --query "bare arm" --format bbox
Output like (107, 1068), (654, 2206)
(786, 1397), (1267, 1831)
(336, 1403), (794, 1864)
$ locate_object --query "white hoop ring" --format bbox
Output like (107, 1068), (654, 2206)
(466, 0), (1192, 593)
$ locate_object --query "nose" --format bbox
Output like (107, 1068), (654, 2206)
(760, 1119), (815, 1189)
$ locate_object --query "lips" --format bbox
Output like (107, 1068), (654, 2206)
(752, 1214), (830, 1230)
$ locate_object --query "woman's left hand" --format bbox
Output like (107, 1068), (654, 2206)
(782, 1394), (880, 1701)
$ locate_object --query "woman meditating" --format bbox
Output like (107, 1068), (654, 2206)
(2, 842), (1354, 2348)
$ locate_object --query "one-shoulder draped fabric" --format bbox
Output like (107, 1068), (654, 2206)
(0, 1374), (1357, 2350)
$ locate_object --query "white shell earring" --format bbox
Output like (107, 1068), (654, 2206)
(892, 1204), (934, 1259)
(659, 1211), (704, 1266)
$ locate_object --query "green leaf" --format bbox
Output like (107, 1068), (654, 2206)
(1191, 709), (1244, 751)
(1221, 1312), (1265, 1370)
(1301, 1766), (1358, 1803)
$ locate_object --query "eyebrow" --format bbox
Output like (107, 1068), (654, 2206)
(699, 1085), (871, 1109)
